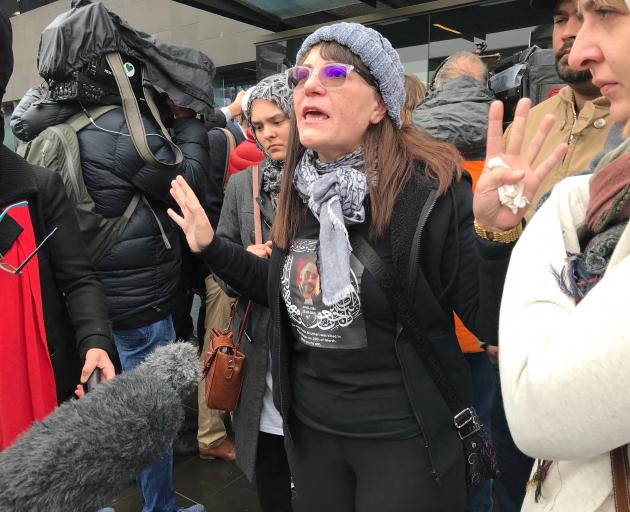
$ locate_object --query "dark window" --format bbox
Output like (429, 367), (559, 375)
(256, 0), (550, 83)
(18, 0), (54, 14)
(0, 0), (19, 15)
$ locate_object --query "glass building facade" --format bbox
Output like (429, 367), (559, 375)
(2, 0), (554, 145)
(256, 0), (551, 86)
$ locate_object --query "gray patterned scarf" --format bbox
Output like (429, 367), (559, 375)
(262, 159), (284, 210)
(293, 148), (366, 305)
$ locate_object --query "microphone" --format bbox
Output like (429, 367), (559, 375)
(0, 342), (200, 512)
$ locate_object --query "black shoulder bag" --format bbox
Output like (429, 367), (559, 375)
(350, 232), (498, 493)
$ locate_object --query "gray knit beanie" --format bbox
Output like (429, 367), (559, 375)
(295, 22), (405, 128)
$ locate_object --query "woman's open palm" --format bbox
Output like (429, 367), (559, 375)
(167, 175), (214, 253)
(473, 98), (569, 231)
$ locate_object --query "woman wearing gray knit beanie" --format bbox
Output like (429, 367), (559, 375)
(169, 22), (566, 512)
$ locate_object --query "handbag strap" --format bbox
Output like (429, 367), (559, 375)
(233, 164), (262, 351)
(234, 300), (253, 352)
(349, 232), (480, 437)
(220, 128), (237, 191)
(612, 446), (630, 512)
(252, 164), (263, 245)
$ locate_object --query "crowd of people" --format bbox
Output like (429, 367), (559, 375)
(1, 0), (629, 511)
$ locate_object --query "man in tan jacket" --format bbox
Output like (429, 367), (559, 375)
(504, 0), (612, 221)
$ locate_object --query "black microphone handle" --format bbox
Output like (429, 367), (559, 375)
(87, 368), (101, 392)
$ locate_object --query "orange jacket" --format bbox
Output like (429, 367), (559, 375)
(455, 161), (485, 353)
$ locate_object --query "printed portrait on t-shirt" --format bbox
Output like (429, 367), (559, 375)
(281, 239), (367, 349)
(297, 259), (322, 308)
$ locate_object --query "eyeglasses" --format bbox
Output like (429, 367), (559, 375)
(0, 226), (58, 275)
(0, 201), (58, 275)
(286, 63), (377, 90)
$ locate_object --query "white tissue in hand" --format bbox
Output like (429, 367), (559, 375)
(485, 157), (529, 214)
(497, 181), (529, 214)
(486, 156), (509, 169)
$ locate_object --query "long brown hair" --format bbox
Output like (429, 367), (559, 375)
(272, 41), (463, 250)
(401, 74), (427, 125)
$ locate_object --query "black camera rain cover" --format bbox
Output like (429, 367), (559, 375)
(37, 0), (216, 117)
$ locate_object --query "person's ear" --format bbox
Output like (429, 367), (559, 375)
(369, 98), (387, 125)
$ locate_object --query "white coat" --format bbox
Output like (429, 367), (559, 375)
(499, 174), (630, 512)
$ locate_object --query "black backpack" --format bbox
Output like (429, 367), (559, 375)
(490, 46), (565, 125)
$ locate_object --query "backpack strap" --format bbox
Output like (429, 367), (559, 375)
(105, 52), (184, 170)
(67, 106), (147, 252)
(219, 128), (236, 191)
(141, 196), (172, 250)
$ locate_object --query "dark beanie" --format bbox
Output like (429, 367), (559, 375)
(1, 9), (13, 103)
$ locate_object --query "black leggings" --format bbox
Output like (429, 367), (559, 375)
(254, 431), (293, 512)
(286, 419), (466, 512)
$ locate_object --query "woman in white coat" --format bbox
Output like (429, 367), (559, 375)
(499, 1), (630, 510)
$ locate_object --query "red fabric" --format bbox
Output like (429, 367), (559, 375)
(0, 203), (57, 450)
(547, 86), (562, 99)
(228, 128), (264, 176)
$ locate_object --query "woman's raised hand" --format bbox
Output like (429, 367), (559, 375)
(473, 98), (568, 231)
(167, 175), (214, 253)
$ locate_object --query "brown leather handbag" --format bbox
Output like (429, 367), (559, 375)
(202, 300), (252, 411)
(201, 164), (262, 412)
(612, 446), (630, 512)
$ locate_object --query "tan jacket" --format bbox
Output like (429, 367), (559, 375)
(503, 86), (611, 220)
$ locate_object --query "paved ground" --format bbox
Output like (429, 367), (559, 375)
(109, 297), (294, 512)
(108, 392), (267, 512)
(110, 454), (263, 511)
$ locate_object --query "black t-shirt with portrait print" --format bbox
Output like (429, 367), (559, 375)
(281, 211), (420, 439)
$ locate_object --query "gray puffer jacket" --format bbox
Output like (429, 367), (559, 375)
(413, 75), (494, 160)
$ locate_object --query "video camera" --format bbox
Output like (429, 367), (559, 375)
(489, 46), (565, 125)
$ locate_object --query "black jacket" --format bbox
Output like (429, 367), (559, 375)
(0, 147), (114, 402)
(12, 100), (210, 328)
(205, 120), (246, 228)
(201, 168), (513, 490)
(76, 108), (209, 328)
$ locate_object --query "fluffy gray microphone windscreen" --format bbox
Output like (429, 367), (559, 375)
(0, 342), (200, 512)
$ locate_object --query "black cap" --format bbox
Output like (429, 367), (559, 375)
(530, 0), (558, 9)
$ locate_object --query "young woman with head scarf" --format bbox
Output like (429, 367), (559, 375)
(214, 73), (293, 512)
